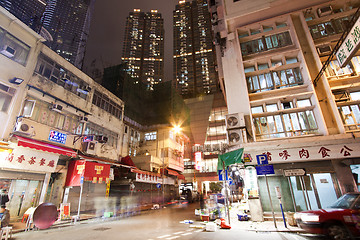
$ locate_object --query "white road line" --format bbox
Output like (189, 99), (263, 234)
(181, 232), (193, 236)
(157, 235), (171, 239)
(186, 229), (193, 231)
(173, 231), (184, 235)
(166, 236), (180, 240)
(194, 229), (203, 233)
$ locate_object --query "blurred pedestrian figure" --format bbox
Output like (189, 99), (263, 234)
(186, 189), (192, 203)
(0, 206), (10, 227)
(0, 189), (9, 208)
(200, 194), (205, 209)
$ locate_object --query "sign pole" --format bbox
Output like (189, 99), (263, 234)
(77, 176), (84, 220)
(265, 174), (277, 229)
(222, 161), (230, 225)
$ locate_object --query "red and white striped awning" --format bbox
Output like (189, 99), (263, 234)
(15, 135), (77, 157)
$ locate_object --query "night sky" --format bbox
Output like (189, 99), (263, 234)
(83, 0), (179, 81)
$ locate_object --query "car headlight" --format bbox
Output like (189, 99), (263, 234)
(299, 213), (320, 222)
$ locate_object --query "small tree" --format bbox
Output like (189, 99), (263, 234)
(209, 182), (222, 193)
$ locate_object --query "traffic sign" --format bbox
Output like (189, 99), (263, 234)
(256, 154), (268, 165)
(283, 169), (306, 177)
(80, 176), (84, 184)
(255, 165), (275, 175)
(156, 183), (161, 189)
(218, 170), (228, 181)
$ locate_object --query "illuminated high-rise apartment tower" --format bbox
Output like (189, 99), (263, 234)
(122, 9), (164, 90)
(173, 0), (218, 98)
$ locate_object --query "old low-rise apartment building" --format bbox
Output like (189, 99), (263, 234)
(0, 6), (125, 219)
(210, 0), (360, 217)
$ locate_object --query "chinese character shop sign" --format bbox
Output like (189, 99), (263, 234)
(336, 16), (360, 67)
(245, 142), (359, 164)
(1, 146), (58, 172)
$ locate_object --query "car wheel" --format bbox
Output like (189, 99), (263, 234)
(326, 224), (351, 240)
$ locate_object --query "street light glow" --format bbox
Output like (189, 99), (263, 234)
(173, 125), (181, 134)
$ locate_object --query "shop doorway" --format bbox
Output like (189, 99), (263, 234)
(258, 175), (295, 213)
(289, 173), (339, 211)
(6, 179), (42, 218)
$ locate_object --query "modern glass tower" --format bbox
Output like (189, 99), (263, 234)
(42, 0), (95, 68)
(0, 0), (47, 32)
(122, 9), (164, 90)
(0, 0), (94, 68)
(173, 0), (218, 98)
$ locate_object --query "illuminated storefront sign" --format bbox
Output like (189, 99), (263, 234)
(49, 130), (67, 144)
(0, 146), (58, 172)
(245, 142), (360, 164)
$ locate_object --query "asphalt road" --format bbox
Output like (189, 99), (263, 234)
(12, 203), (324, 240)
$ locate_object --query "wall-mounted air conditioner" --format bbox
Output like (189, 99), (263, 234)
(51, 104), (63, 113)
(317, 6), (332, 17)
(78, 116), (88, 123)
(317, 45), (332, 56)
(225, 112), (245, 129)
(14, 121), (34, 135)
(1, 45), (16, 58)
(96, 135), (108, 143)
(85, 141), (96, 155)
(227, 129), (242, 146)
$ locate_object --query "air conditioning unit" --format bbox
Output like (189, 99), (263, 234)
(78, 116), (88, 122)
(1, 45), (16, 58)
(317, 5), (332, 17)
(96, 135), (108, 143)
(85, 141), (97, 155)
(227, 129), (242, 146)
(225, 113), (245, 129)
(14, 121), (33, 135)
(317, 45), (332, 56)
(212, 144), (220, 152)
(51, 104), (63, 113)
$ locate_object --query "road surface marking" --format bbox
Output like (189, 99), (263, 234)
(173, 231), (184, 235)
(157, 235), (171, 239)
(186, 229), (193, 232)
(166, 236), (180, 240)
(194, 229), (203, 233)
(181, 232), (192, 236)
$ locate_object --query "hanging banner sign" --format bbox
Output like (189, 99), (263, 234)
(336, 16), (360, 67)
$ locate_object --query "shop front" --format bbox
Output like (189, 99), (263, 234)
(244, 136), (360, 215)
(131, 168), (162, 205)
(64, 159), (111, 214)
(0, 135), (76, 220)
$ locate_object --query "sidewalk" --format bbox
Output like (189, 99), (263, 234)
(9, 204), (304, 234)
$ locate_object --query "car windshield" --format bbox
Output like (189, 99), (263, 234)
(329, 193), (360, 209)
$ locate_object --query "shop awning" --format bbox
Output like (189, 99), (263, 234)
(178, 174), (185, 180)
(120, 155), (136, 167)
(65, 160), (111, 186)
(167, 168), (179, 176)
(15, 135), (77, 157)
(218, 148), (244, 171)
(131, 168), (161, 177)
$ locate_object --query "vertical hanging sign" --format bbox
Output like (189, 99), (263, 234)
(194, 151), (202, 170)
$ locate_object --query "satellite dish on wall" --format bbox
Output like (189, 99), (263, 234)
(33, 202), (58, 229)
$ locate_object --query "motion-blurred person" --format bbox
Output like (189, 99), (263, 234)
(0, 206), (10, 227)
(0, 189), (9, 208)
